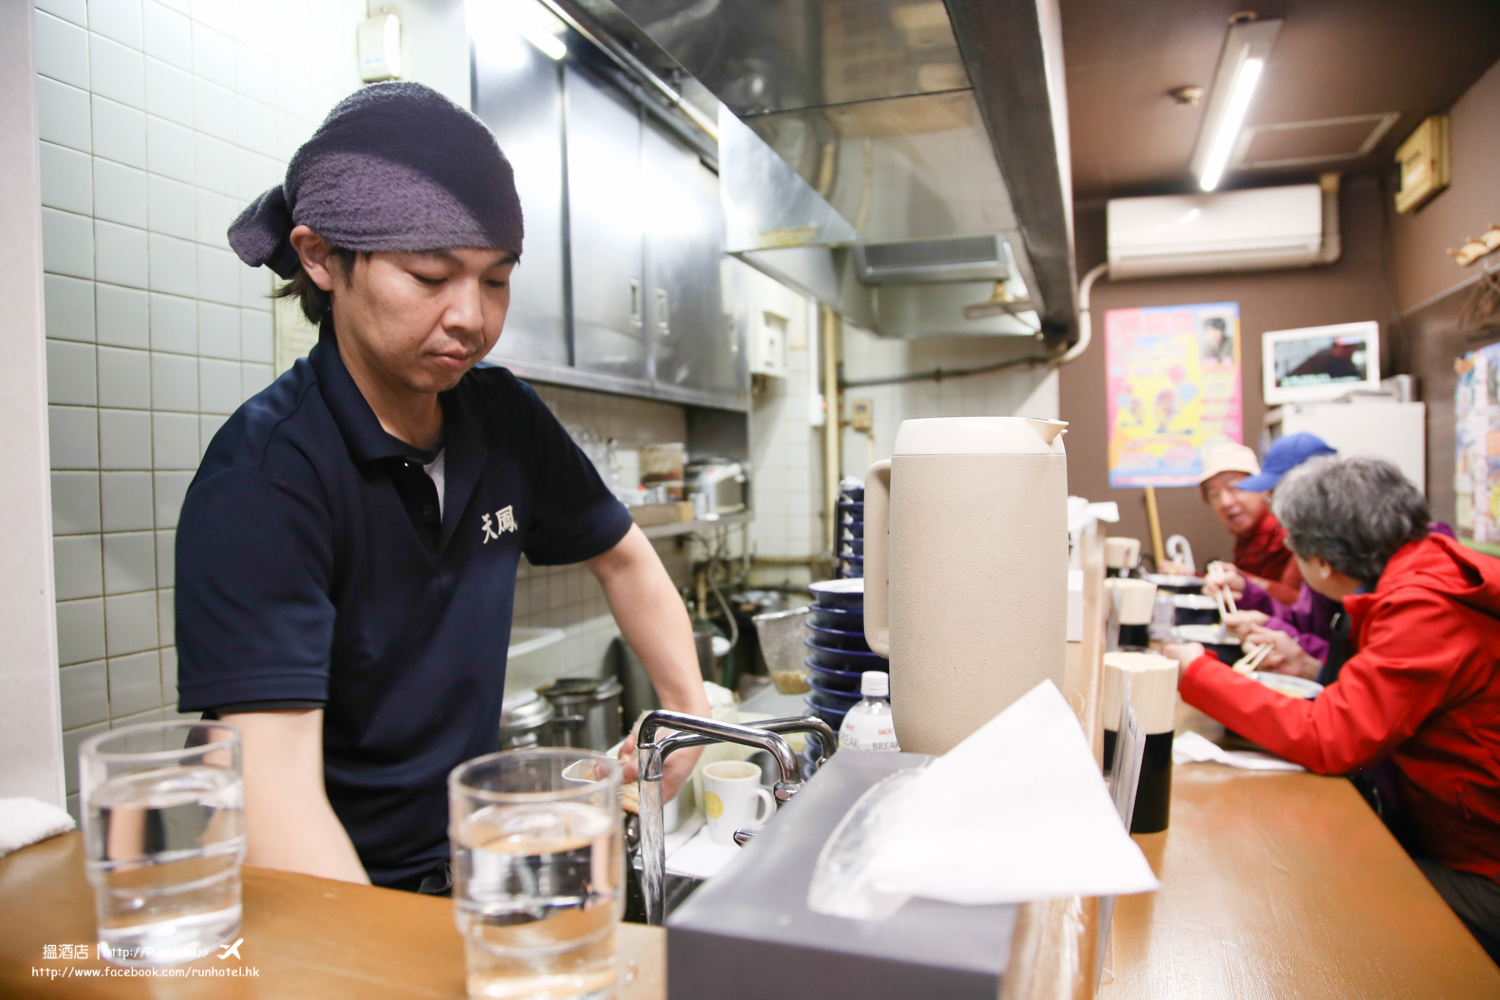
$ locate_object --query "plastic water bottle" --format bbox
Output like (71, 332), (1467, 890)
(838, 671), (900, 751)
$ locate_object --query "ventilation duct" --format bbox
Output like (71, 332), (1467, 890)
(855, 235), (1010, 285)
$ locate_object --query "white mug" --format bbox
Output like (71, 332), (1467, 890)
(702, 761), (774, 845)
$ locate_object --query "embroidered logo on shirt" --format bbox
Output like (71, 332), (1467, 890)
(482, 506), (518, 543)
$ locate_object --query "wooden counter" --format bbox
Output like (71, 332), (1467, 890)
(4, 763), (1497, 1000)
(0, 832), (663, 1000)
(1104, 763), (1500, 1000)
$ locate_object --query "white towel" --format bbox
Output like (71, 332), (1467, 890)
(0, 797), (76, 857)
(1172, 730), (1305, 772)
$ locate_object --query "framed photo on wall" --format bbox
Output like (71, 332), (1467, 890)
(1262, 321), (1381, 405)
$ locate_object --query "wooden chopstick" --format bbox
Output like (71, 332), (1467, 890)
(1209, 560), (1238, 617)
(1232, 641), (1273, 674)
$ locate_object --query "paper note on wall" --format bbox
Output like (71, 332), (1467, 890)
(1105, 302), (1243, 488)
(1453, 344), (1500, 556)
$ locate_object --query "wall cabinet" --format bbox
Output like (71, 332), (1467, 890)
(566, 69), (650, 382)
(471, 37), (569, 367)
(474, 51), (747, 409)
(643, 124), (741, 395)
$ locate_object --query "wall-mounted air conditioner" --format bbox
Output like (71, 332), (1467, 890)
(1106, 184), (1328, 280)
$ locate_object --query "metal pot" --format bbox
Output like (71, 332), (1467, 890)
(540, 676), (624, 751)
(498, 689), (555, 750)
(615, 638), (661, 735)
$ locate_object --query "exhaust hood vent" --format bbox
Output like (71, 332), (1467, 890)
(855, 235), (1009, 285)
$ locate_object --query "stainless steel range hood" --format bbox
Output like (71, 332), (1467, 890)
(554, 0), (1076, 342)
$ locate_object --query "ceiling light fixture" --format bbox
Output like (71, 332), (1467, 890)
(470, 0), (569, 62)
(1191, 17), (1281, 191)
(510, 0), (568, 60)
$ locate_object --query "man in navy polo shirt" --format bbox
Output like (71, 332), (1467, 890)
(177, 83), (710, 891)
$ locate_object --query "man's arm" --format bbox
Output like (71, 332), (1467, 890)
(220, 709), (370, 884)
(586, 524), (712, 799)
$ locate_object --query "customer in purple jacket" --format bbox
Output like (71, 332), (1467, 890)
(1206, 434), (1338, 678)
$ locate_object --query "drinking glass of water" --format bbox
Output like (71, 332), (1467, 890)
(449, 748), (623, 1000)
(78, 721), (244, 967)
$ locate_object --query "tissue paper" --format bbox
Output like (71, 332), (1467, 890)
(1172, 730), (1304, 772)
(866, 681), (1160, 905)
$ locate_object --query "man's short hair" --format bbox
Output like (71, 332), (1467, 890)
(275, 247), (360, 327)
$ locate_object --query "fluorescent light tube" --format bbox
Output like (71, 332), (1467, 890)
(1188, 19), (1280, 192)
(510, 0), (568, 60)
(516, 21), (567, 60)
(1198, 56), (1263, 191)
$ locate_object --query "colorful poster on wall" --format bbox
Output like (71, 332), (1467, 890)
(1453, 344), (1500, 555)
(1105, 302), (1243, 488)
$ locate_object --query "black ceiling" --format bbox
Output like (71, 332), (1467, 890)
(1060, 0), (1500, 202)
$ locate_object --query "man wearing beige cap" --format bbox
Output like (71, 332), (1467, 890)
(1198, 439), (1302, 604)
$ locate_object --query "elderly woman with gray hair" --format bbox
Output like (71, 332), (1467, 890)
(1165, 455), (1500, 960)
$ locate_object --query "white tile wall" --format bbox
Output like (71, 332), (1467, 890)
(503, 384), (697, 685)
(93, 157), (146, 228)
(91, 96), (147, 168)
(40, 142), (93, 215)
(97, 345), (151, 408)
(90, 35), (144, 108)
(35, 0), (368, 808)
(744, 281), (821, 585)
(96, 283), (150, 348)
(100, 471), (155, 530)
(53, 472), (103, 533)
(59, 661), (109, 729)
(45, 274), (96, 342)
(36, 11), (91, 89)
(43, 208), (95, 279)
(98, 408), (151, 468)
(837, 326), (1061, 481)
(37, 76), (93, 152)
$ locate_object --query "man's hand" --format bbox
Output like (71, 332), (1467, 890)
(1222, 609), (1270, 639)
(587, 524), (712, 803)
(1242, 626), (1322, 680)
(1161, 642), (1205, 674)
(614, 730), (699, 803)
(221, 709), (370, 884)
(1204, 561), (1245, 600)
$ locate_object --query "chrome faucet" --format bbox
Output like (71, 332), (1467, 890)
(635, 711), (837, 925)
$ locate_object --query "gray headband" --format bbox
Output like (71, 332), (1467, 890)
(228, 82), (523, 278)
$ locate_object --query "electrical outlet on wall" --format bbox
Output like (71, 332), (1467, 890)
(850, 398), (874, 432)
(359, 14), (403, 82)
(751, 310), (789, 377)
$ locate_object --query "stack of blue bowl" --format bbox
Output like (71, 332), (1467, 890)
(837, 483), (863, 578)
(802, 578), (888, 734)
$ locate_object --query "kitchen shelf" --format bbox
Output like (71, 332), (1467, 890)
(485, 353), (750, 413)
(641, 512), (751, 539)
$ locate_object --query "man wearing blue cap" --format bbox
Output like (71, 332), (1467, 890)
(175, 83), (710, 892)
(1237, 433), (1339, 494)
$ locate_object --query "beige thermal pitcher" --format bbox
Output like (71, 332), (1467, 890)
(864, 417), (1069, 755)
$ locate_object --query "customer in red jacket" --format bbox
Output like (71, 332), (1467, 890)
(1165, 456), (1500, 960)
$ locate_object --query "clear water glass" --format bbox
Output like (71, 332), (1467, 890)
(79, 721), (245, 967)
(450, 748), (624, 1000)
(1149, 589), (1177, 641)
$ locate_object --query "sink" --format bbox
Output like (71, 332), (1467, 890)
(625, 864), (703, 924)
